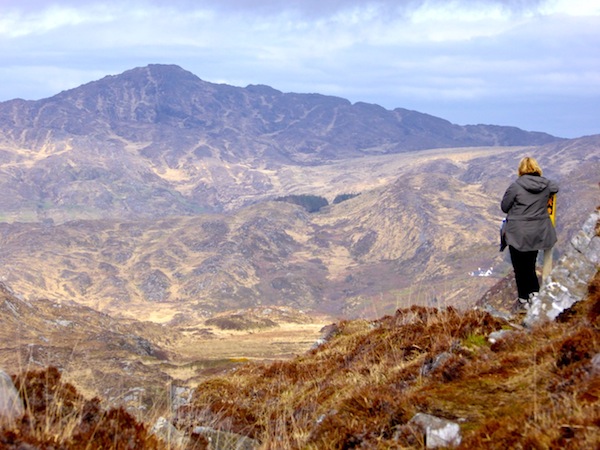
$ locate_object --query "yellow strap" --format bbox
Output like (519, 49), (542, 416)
(547, 194), (556, 227)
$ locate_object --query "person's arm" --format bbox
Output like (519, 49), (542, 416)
(501, 183), (516, 214)
(548, 180), (559, 194)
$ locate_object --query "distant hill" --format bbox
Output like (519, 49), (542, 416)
(0, 64), (561, 220)
(2, 257), (598, 448)
(0, 64), (596, 322)
(0, 137), (597, 321)
(0, 282), (172, 403)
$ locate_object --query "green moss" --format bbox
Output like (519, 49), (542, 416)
(464, 333), (489, 349)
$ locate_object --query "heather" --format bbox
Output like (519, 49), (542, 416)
(2, 269), (598, 449)
(175, 270), (600, 449)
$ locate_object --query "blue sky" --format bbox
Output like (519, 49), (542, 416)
(1, 0), (599, 138)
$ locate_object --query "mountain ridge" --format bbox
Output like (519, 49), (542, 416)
(2, 64), (561, 151)
(0, 64), (565, 223)
(0, 64), (597, 322)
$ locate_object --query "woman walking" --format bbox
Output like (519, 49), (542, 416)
(501, 157), (559, 308)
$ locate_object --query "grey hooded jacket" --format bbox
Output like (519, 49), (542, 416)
(501, 174), (559, 251)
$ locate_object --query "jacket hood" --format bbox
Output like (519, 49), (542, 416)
(516, 174), (550, 193)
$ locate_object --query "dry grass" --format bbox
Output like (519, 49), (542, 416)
(1, 273), (598, 448)
(1, 367), (166, 449)
(173, 271), (600, 449)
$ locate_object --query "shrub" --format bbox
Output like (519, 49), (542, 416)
(274, 194), (328, 212)
(205, 314), (278, 330)
(3, 367), (165, 449)
(332, 193), (360, 204)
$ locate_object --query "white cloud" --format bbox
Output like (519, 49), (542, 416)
(0, 0), (598, 137)
(542, 0), (600, 16)
(0, 5), (115, 38)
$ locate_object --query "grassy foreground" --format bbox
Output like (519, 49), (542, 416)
(1, 269), (599, 449)
(177, 271), (600, 449)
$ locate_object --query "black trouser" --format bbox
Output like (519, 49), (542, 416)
(509, 246), (540, 299)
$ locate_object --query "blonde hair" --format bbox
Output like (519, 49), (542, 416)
(518, 156), (543, 177)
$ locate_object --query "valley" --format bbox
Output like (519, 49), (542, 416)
(0, 64), (598, 424)
(0, 138), (598, 324)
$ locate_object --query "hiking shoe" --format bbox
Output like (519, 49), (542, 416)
(511, 298), (529, 314)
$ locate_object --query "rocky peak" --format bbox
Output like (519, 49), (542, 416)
(0, 64), (562, 160)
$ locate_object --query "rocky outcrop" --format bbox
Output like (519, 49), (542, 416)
(151, 417), (261, 450)
(525, 208), (600, 326)
(192, 426), (260, 450)
(0, 369), (23, 424)
(406, 413), (462, 449)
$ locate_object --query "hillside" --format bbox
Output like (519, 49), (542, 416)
(1, 212), (598, 449)
(0, 64), (561, 222)
(0, 281), (328, 413)
(0, 64), (596, 321)
(177, 274), (600, 449)
(0, 137), (598, 321)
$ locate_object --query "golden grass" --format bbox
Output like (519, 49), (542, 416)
(1, 367), (166, 449)
(173, 271), (600, 449)
(2, 270), (598, 448)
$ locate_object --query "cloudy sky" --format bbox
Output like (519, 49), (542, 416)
(1, 0), (599, 138)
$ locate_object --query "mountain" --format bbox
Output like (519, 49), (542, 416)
(0, 64), (561, 221)
(0, 64), (598, 448)
(0, 137), (597, 322)
(0, 64), (597, 322)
